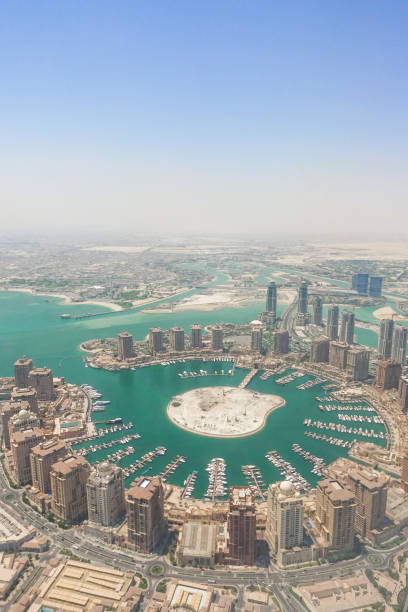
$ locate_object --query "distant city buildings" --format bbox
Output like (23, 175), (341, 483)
(250, 325), (263, 352)
(210, 325), (224, 351)
(127, 476), (166, 553)
(117, 331), (134, 360)
(376, 360), (402, 390)
(391, 325), (408, 365)
(86, 462), (126, 527)
(310, 337), (330, 363)
(311, 296), (323, 326)
(398, 377), (408, 413)
(190, 324), (202, 349)
(340, 310), (355, 345)
(226, 487), (256, 566)
(273, 330), (289, 354)
(378, 319), (394, 360)
(266, 281), (277, 323)
(369, 276), (383, 297)
(297, 281), (308, 314)
(352, 273), (383, 296)
(149, 327), (164, 354)
(326, 305), (339, 341)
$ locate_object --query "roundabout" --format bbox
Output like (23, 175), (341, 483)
(167, 386), (285, 437)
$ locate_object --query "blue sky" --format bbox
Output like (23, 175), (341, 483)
(0, 1), (407, 234)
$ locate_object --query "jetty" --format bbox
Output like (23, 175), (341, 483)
(241, 465), (266, 500)
(160, 455), (186, 481)
(238, 369), (258, 389)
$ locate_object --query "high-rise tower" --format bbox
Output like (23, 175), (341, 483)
(340, 310), (355, 345)
(391, 325), (408, 365)
(311, 296), (323, 325)
(326, 305), (339, 341)
(297, 281), (308, 314)
(378, 319), (394, 360)
(266, 282), (277, 316)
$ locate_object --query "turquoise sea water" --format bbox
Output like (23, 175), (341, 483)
(0, 290), (386, 497)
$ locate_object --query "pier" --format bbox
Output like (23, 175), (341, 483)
(241, 465), (266, 500)
(160, 455), (186, 481)
(238, 369), (258, 389)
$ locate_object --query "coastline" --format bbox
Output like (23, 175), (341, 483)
(0, 287), (123, 312)
(372, 305), (407, 322)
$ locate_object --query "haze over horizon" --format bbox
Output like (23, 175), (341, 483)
(1, 1), (407, 235)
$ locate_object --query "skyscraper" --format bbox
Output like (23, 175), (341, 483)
(347, 468), (388, 537)
(352, 273), (369, 294)
(378, 319), (394, 360)
(266, 282), (277, 316)
(149, 327), (164, 353)
(340, 310), (355, 345)
(316, 479), (356, 552)
(14, 357), (33, 388)
(11, 387), (38, 414)
(346, 348), (370, 381)
(227, 487), (256, 566)
(117, 331), (134, 360)
(250, 325), (263, 352)
(273, 330), (289, 354)
(326, 305), (339, 341)
(369, 276), (383, 297)
(11, 427), (44, 486)
(50, 456), (91, 523)
(170, 327), (185, 351)
(297, 281), (308, 314)
(28, 367), (54, 401)
(391, 325), (408, 365)
(1, 401), (27, 449)
(376, 360), (402, 390)
(30, 438), (70, 494)
(210, 325), (224, 351)
(86, 462), (126, 527)
(126, 476), (166, 553)
(190, 324), (202, 349)
(311, 296), (323, 325)
(310, 338), (330, 363)
(266, 481), (304, 557)
(398, 377), (408, 413)
(329, 341), (349, 370)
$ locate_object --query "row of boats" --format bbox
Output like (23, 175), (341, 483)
(319, 403), (375, 412)
(121, 447), (167, 477)
(259, 365), (287, 380)
(71, 422), (134, 445)
(315, 396), (362, 404)
(304, 431), (354, 448)
(76, 433), (141, 457)
(291, 443), (327, 476)
(177, 369), (232, 378)
(337, 413), (384, 424)
(276, 371), (305, 385)
(241, 465), (267, 500)
(303, 419), (387, 439)
(205, 458), (227, 500)
(296, 377), (326, 390)
(160, 455), (186, 481)
(182, 471), (198, 499)
(265, 450), (311, 491)
(106, 445), (135, 462)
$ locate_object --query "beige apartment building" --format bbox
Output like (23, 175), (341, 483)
(1, 400), (29, 449)
(86, 462), (126, 526)
(28, 367), (54, 401)
(117, 331), (134, 360)
(50, 455), (91, 523)
(11, 427), (44, 486)
(210, 325), (224, 351)
(170, 326), (185, 351)
(347, 468), (388, 537)
(226, 487), (256, 566)
(316, 479), (356, 552)
(13, 357), (33, 388)
(30, 438), (69, 494)
(127, 476), (166, 552)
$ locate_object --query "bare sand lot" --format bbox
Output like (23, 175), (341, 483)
(373, 306), (407, 321)
(167, 386), (285, 437)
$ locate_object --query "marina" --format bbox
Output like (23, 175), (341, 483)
(160, 455), (187, 481)
(181, 471), (198, 499)
(275, 370), (305, 385)
(178, 368), (232, 378)
(291, 443), (327, 476)
(241, 465), (266, 500)
(304, 431), (355, 448)
(122, 446), (167, 477)
(265, 450), (311, 491)
(75, 432), (141, 457)
(319, 403), (376, 412)
(205, 458), (227, 501)
(296, 377), (326, 390)
(303, 418), (387, 440)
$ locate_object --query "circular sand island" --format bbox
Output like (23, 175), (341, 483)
(167, 386), (285, 438)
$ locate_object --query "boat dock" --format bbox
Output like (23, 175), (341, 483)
(205, 458), (227, 500)
(241, 465), (266, 500)
(160, 455), (186, 481)
(181, 471), (198, 499)
(123, 446), (167, 477)
(238, 369), (258, 389)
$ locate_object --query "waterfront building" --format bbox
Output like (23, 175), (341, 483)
(11, 387), (38, 414)
(297, 281), (308, 314)
(13, 357), (33, 388)
(391, 325), (408, 365)
(398, 377), (408, 413)
(1, 400), (29, 449)
(346, 468), (388, 537)
(11, 427), (44, 486)
(329, 341), (349, 370)
(378, 319), (394, 360)
(149, 327), (164, 354)
(311, 296), (323, 326)
(190, 324), (202, 349)
(376, 360), (402, 390)
(9, 408), (40, 439)
(117, 331), (134, 360)
(266, 282), (277, 318)
(226, 487), (256, 566)
(346, 348), (370, 381)
(352, 273), (369, 295)
(316, 479), (356, 552)
(50, 456), (91, 523)
(30, 438), (69, 494)
(210, 325), (224, 351)
(326, 305), (339, 341)
(28, 367), (54, 401)
(273, 330), (289, 354)
(369, 276), (383, 297)
(401, 455), (408, 492)
(87, 462), (126, 527)
(177, 521), (217, 567)
(266, 481), (304, 563)
(170, 326), (185, 351)
(310, 337), (329, 363)
(126, 476), (166, 553)
(340, 310), (355, 345)
(250, 325), (263, 352)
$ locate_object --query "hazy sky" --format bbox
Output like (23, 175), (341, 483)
(1, 1), (407, 235)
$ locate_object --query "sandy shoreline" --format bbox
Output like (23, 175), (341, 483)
(372, 306), (406, 322)
(0, 287), (123, 312)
